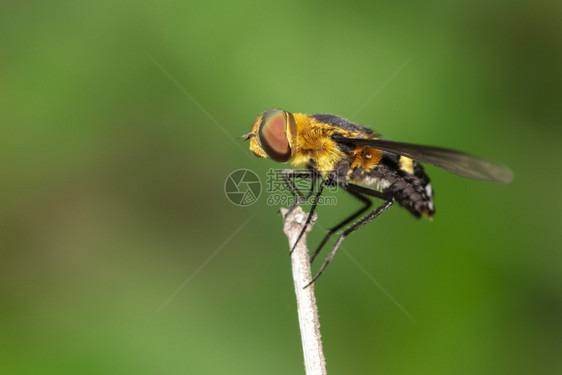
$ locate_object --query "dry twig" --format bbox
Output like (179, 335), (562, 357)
(280, 206), (327, 375)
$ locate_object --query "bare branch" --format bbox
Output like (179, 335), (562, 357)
(280, 206), (327, 375)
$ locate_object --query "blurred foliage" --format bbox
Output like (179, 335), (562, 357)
(1, 0), (561, 374)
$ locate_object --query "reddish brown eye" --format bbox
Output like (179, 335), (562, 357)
(258, 109), (292, 162)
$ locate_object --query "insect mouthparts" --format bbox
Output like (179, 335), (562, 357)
(241, 132), (256, 140)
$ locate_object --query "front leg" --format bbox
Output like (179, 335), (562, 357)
(279, 169), (318, 209)
(290, 179), (328, 254)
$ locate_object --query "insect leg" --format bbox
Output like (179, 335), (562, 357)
(310, 189), (372, 264)
(280, 169), (317, 207)
(306, 199), (395, 287)
(302, 172), (318, 202)
(346, 183), (392, 200)
(310, 183), (392, 263)
(290, 179), (327, 254)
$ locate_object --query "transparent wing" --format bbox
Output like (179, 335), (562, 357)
(332, 134), (513, 183)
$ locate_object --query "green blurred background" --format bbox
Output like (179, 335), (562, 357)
(1, 0), (561, 373)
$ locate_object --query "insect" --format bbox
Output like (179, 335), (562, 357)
(243, 108), (513, 285)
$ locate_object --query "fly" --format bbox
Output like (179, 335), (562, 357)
(243, 108), (513, 285)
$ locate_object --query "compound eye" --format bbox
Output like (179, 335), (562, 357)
(258, 109), (292, 162)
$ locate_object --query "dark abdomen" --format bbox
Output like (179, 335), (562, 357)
(350, 152), (435, 218)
